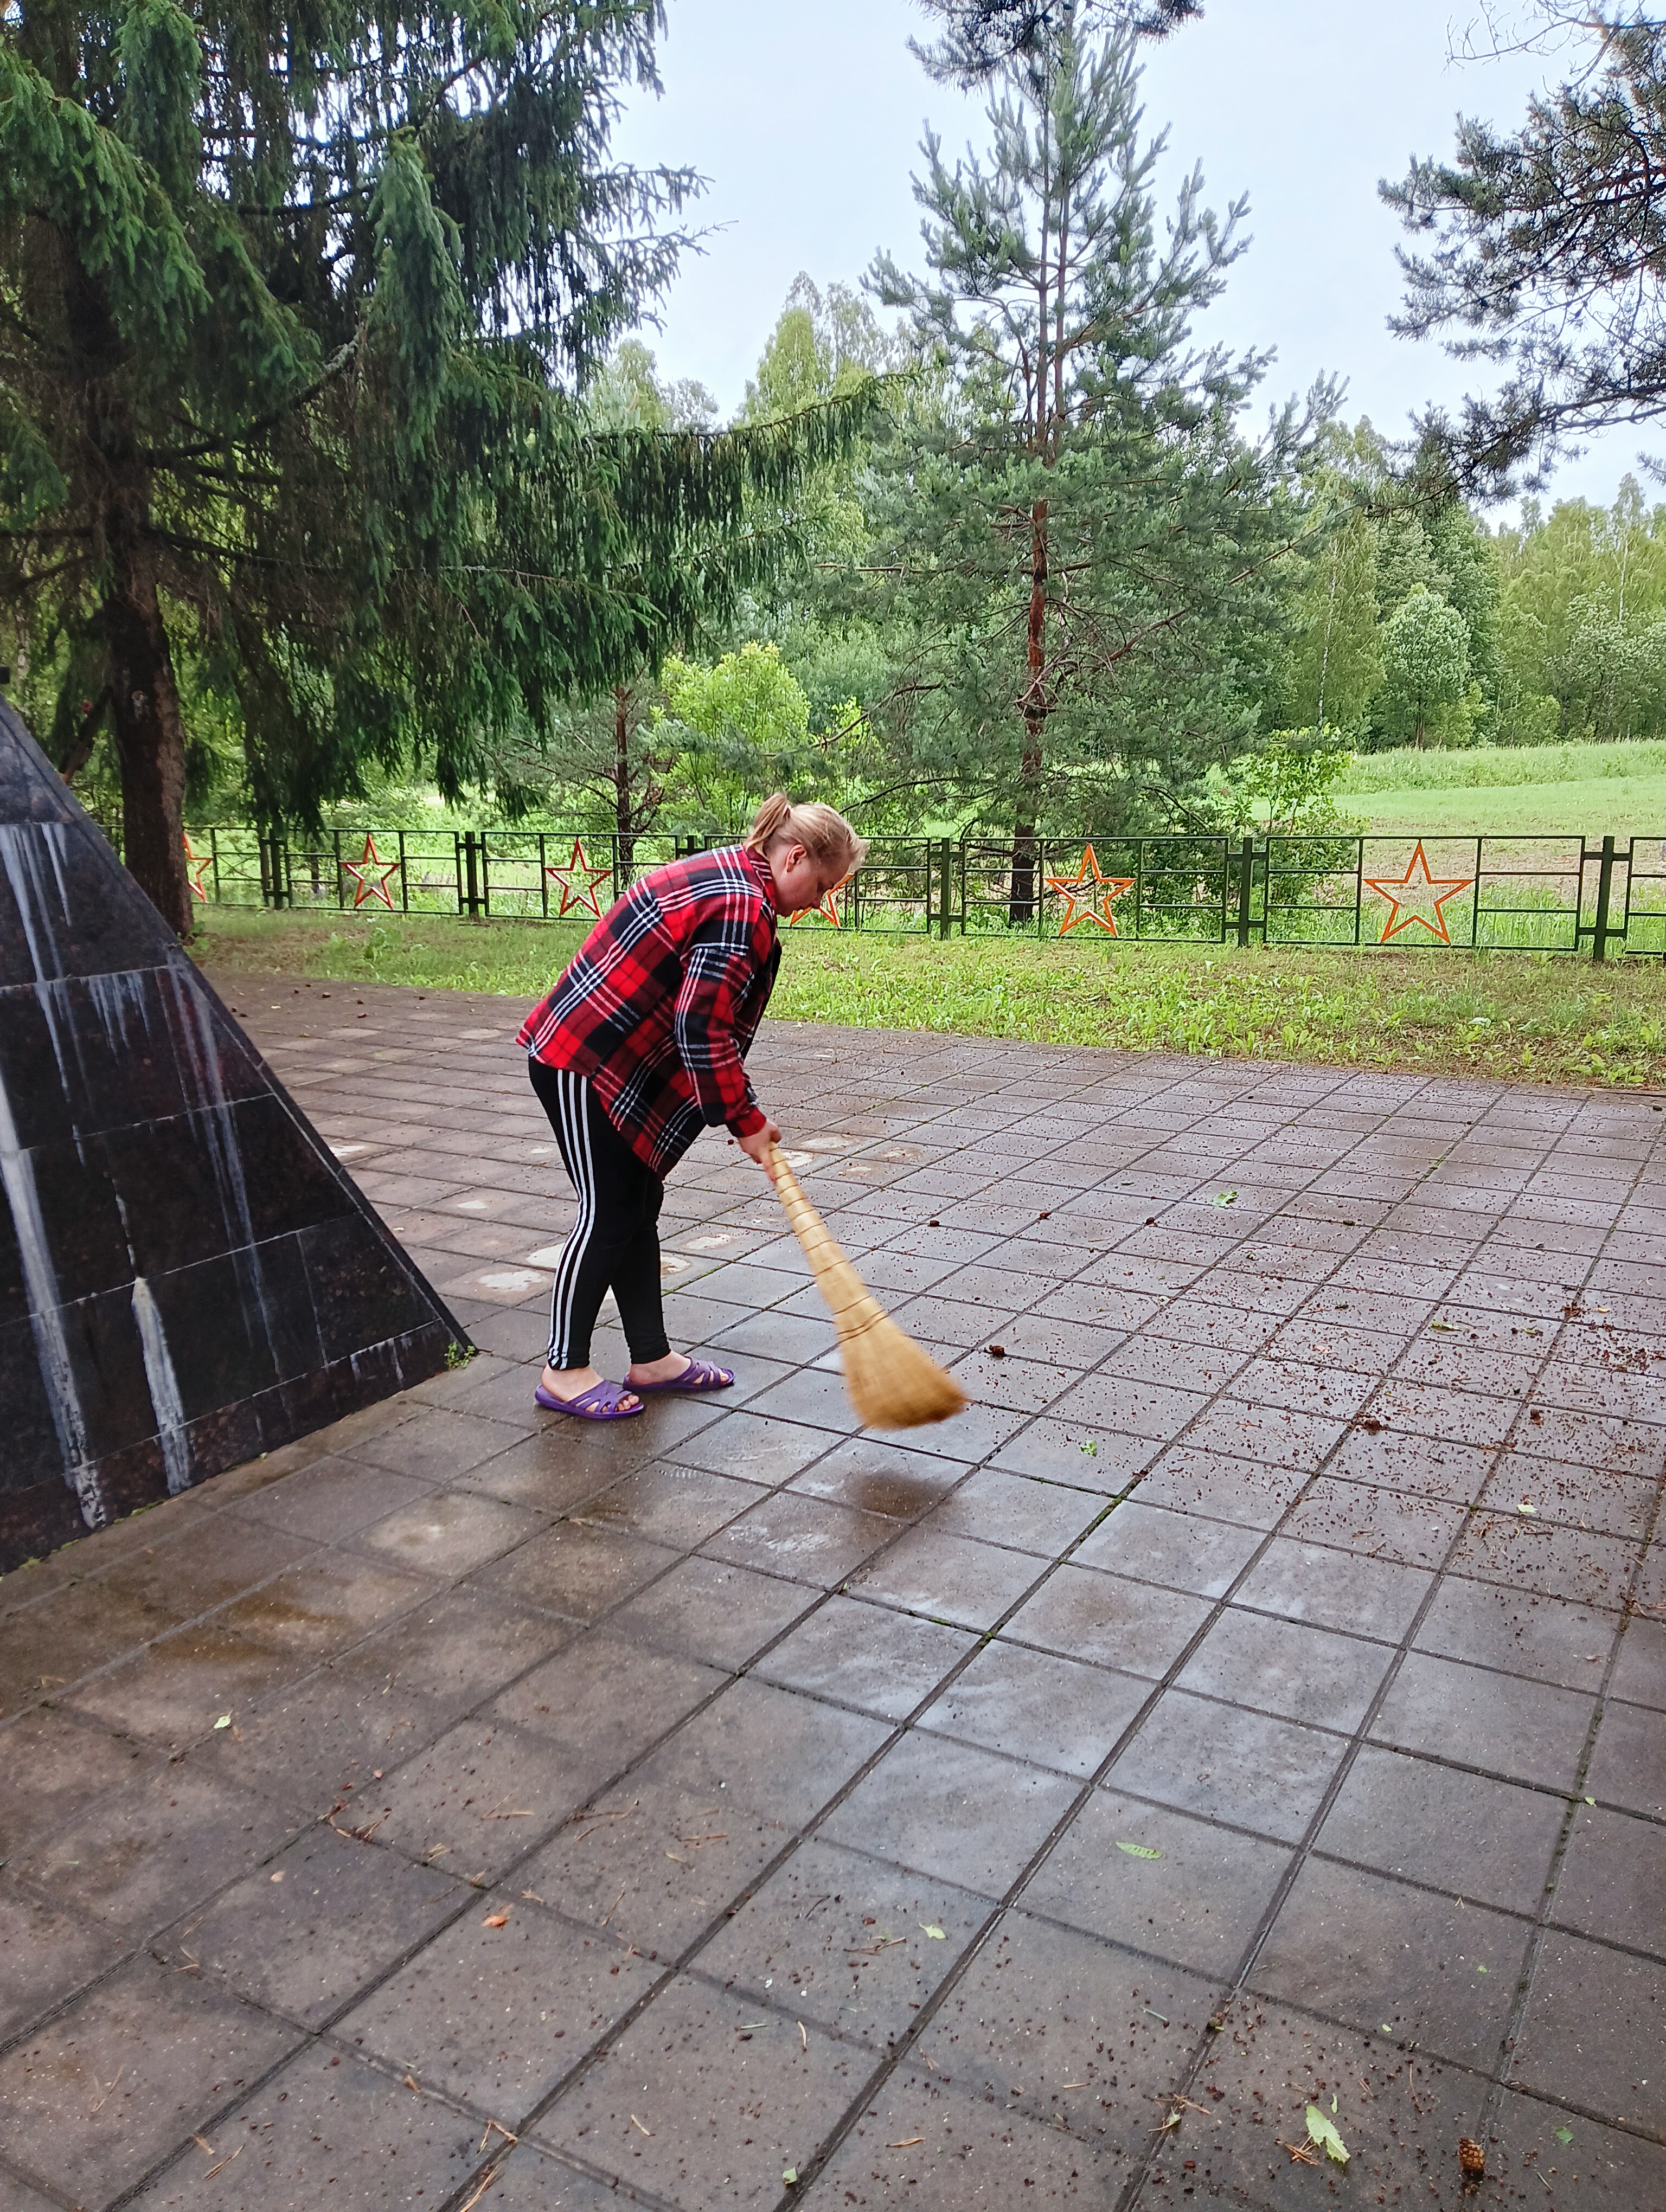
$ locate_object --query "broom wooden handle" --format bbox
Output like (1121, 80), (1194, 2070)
(766, 1146), (847, 1271)
(766, 1147), (887, 1335)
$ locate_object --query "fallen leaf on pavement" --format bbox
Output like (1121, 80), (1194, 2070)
(1305, 2104), (1349, 2164)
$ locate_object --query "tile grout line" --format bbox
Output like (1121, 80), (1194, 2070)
(1097, 1083), (1666, 2212)
(16, 1011), (1655, 2208)
(245, 1032), (1599, 2208)
(1470, 1102), (1666, 2163)
(96, 1317), (1130, 2211)
(714, 1070), (1599, 2212)
(683, 1073), (1590, 2212)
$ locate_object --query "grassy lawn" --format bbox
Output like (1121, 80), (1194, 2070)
(1338, 740), (1666, 839)
(194, 905), (1666, 1089)
(1356, 776), (1666, 839)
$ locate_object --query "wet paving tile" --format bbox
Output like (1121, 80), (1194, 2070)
(1510, 1933), (1666, 2137)
(1022, 1787), (1291, 1980)
(1314, 1742), (1565, 1913)
(1001, 1564), (1212, 1680)
(752, 1597), (976, 1721)
(1370, 1651), (1597, 1792)
(339, 1894), (660, 2114)
(695, 1836), (992, 2051)
(821, 1734), (1078, 1896)
(538, 1971), (870, 2205)
(126, 2043), (485, 2210)
(0, 1954), (305, 2207)
(1175, 1608), (1398, 1733)
(176, 1824), (466, 2026)
(850, 1527), (1045, 1633)
(1248, 1853), (1531, 2067)
(916, 1640), (1150, 1778)
(1104, 1688), (1346, 1843)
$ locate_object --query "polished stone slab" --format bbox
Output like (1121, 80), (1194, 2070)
(0, 708), (463, 1566)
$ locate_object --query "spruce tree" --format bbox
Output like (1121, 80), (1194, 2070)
(863, 8), (1322, 913)
(1, 0), (866, 932)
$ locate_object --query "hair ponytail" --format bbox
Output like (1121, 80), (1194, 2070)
(744, 793), (869, 876)
(745, 793), (794, 852)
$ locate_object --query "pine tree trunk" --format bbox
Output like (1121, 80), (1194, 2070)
(1009, 500), (1048, 924)
(104, 522), (192, 936)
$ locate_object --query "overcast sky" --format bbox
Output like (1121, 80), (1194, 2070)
(611, 0), (1648, 516)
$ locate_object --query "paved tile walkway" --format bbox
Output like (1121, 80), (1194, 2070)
(1, 975), (1663, 2212)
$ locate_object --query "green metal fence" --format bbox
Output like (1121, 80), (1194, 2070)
(184, 823), (1666, 960)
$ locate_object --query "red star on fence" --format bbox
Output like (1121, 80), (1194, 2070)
(341, 833), (401, 910)
(1044, 844), (1136, 935)
(183, 833), (214, 903)
(787, 883), (843, 928)
(544, 837), (611, 919)
(1363, 840), (1475, 945)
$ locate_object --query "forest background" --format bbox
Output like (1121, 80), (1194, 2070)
(10, 0), (1666, 884)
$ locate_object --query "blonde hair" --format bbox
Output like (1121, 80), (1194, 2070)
(745, 793), (869, 874)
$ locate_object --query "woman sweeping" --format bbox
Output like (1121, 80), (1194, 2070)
(516, 795), (868, 1420)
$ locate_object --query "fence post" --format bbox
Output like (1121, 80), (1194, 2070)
(398, 829), (409, 914)
(332, 828), (343, 908)
(1592, 833), (1617, 962)
(939, 838), (952, 939)
(1236, 836), (1253, 948)
(457, 831), (483, 917)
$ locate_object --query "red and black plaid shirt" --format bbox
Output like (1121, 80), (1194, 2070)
(516, 844), (781, 1176)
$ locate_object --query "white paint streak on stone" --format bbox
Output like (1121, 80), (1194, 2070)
(130, 1276), (193, 1495)
(0, 1051), (104, 1525)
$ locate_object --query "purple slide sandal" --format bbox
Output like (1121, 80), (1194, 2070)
(534, 1380), (645, 1421)
(632, 1358), (734, 1397)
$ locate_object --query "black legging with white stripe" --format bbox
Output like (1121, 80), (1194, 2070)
(528, 1059), (672, 1371)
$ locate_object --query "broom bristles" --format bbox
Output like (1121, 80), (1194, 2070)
(768, 1148), (967, 1429)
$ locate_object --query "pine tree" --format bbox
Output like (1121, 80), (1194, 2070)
(1386, 12), (1666, 490)
(913, 0), (1200, 86)
(1, 0), (867, 932)
(864, 8), (1322, 914)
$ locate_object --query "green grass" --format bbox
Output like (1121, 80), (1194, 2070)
(1353, 776), (1666, 839)
(1338, 740), (1666, 839)
(1338, 737), (1666, 790)
(193, 905), (1666, 1090)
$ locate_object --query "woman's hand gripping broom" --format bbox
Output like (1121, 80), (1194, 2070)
(767, 1147), (966, 1429)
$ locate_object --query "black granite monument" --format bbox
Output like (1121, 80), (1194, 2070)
(0, 699), (466, 1568)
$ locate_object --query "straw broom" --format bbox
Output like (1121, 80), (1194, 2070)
(767, 1146), (966, 1429)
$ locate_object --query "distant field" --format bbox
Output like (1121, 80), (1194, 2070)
(1356, 776), (1666, 839)
(1338, 741), (1666, 839)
